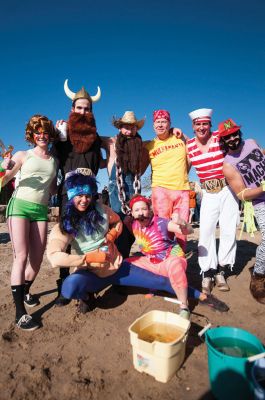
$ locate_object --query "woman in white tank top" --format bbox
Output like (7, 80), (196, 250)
(1, 115), (58, 331)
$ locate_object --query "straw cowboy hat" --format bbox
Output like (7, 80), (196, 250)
(112, 111), (145, 130)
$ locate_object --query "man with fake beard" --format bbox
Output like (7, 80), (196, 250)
(220, 118), (265, 304)
(100, 111), (145, 258)
(100, 112), (184, 258)
(124, 195), (230, 316)
(52, 79), (102, 306)
(186, 109), (239, 295)
(55, 79), (102, 176)
(126, 194), (192, 319)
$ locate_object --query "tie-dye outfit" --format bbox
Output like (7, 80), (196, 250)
(127, 216), (187, 291)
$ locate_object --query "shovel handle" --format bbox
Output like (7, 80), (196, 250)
(248, 352), (265, 363)
(198, 323), (212, 338)
(164, 297), (183, 305)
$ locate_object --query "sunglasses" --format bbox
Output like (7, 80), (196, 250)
(222, 131), (240, 141)
(33, 131), (50, 136)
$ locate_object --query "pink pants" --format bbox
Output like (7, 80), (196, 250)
(151, 187), (189, 250)
(128, 255), (187, 294)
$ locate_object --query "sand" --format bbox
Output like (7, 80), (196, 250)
(0, 222), (264, 400)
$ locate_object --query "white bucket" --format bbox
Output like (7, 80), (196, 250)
(128, 310), (190, 383)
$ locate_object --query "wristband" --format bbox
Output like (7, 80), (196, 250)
(237, 188), (251, 201)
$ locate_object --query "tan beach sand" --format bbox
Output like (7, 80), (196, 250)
(0, 222), (264, 400)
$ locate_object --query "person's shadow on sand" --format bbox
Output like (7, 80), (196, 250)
(94, 286), (129, 309)
(226, 239), (257, 278)
(31, 299), (57, 328)
(95, 285), (154, 310)
(97, 285), (202, 313)
(29, 288), (58, 327)
(186, 239), (257, 289)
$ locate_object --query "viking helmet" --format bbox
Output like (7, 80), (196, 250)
(64, 79), (101, 103)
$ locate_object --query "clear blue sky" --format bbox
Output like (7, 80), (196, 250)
(1, 0), (264, 189)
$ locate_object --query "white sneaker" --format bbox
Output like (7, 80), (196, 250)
(202, 277), (213, 295)
(215, 272), (230, 291)
(179, 308), (190, 320)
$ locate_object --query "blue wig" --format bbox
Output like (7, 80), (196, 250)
(61, 172), (104, 237)
(65, 172), (98, 198)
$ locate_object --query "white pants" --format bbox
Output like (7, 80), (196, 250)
(198, 186), (239, 272)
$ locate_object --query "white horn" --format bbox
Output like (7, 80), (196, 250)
(64, 79), (75, 100)
(91, 86), (101, 103)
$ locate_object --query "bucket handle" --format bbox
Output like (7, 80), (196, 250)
(198, 323), (212, 338)
(248, 352), (265, 363)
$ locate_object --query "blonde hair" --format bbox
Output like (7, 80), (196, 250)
(25, 114), (58, 144)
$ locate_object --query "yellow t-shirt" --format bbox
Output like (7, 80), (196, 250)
(145, 135), (189, 190)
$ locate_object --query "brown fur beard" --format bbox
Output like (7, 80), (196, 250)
(68, 112), (97, 153)
(115, 132), (142, 174)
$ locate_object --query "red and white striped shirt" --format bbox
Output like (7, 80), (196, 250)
(187, 132), (225, 182)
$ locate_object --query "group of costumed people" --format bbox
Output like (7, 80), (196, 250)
(47, 172), (192, 318)
(0, 78), (264, 332)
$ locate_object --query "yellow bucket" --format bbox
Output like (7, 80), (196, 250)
(128, 310), (190, 383)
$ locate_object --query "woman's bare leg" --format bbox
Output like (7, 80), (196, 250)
(8, 217), (30, 285)
(26, 221), (48, 281)
(8, 217), (32, 325)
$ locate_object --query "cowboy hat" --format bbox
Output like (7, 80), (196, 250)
(112, 111), (145, 130)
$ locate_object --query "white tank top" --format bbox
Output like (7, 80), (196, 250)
(14, 150), (57, 205)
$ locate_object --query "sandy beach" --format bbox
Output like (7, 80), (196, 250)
(0, 221), (264, 400)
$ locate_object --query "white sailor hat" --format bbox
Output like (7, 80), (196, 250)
(189, 108), (213, 123)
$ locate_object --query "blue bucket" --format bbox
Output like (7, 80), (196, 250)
(205, 326), (265, 400)
(252, 358), (265, 400)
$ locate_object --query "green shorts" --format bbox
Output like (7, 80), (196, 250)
(6, 197), (48, 222)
